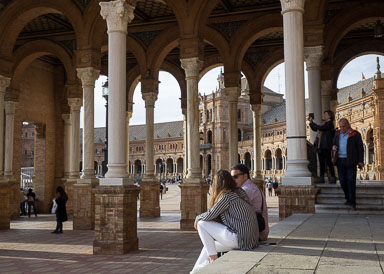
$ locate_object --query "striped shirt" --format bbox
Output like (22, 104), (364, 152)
(196, 189), (259, 250)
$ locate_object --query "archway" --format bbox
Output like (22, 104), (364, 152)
(244, 152), (251, 170)
(367, 129), (375, 165)
(134, 160), (142, 175)
(275, 148), (283, 170)
(166, 158), (173, 174)
(265, 150), (272, 170)
(177, 157), (183, 174)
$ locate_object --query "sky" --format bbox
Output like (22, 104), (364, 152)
(81, 54), (383, 128)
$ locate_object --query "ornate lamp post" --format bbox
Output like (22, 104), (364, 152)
(102, 80), (109, 176)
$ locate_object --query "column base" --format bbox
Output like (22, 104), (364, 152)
(0, 179), (10, 229)
(73, 178), (99, 230)
(139, 177), (160, 217)
(284, 160), (312, 177)
(64, 178), (76, 218)
(179, 180), (209, 230)
(93, 184), (140, 255)
(282, 176), (313, 186)
(277, 185), (319, 221)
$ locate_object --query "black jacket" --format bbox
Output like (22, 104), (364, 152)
(55, 196), (68, 222)
(309, 120), (335, 150)
(333, 128), (364, 167)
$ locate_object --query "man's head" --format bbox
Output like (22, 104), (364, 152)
(230, 164), (250, 187)
(338, 118), (350, 134)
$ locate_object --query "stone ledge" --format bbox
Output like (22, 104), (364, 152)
(197, 214), (312, 274)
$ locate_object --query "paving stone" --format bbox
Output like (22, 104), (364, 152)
(316, 265), (383, 274)
(260, 254), (319, 269)
(249, 265), (315, 274)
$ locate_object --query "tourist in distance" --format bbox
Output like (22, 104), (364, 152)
(52, 186), (68, 234)
(26, 188), (37, 218)
(308, 110), (336, 184)
(231, 164), (269, 242)
(190, 170), (258, 273)
(332, 118), (364, 210)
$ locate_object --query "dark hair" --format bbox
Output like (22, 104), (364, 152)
(324, 110), (335, 121)
(56, 186), (68, 200)
(231, 164), (250, 179)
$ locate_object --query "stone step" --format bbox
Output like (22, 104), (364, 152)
(315, 204), (384, 214)
(316, 193), (384, 205)
(316, 183), (384, 194)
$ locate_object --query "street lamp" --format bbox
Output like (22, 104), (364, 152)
(102, 80), (109, 176)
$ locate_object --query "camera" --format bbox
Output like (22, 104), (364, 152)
(308, 113), (314, 120)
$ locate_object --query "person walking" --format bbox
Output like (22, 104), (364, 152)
(191, 170), (258, 273)
(308, 110), (336, 183)
(52, 186), (68, 234)
(26, 188), (37, 217)
(267, 181), (273, 197)
(332, 118), (364, 210)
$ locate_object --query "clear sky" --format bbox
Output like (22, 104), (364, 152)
(81, 54), (383, 128)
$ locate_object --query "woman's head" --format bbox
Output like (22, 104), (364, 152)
(210, 170), (237, 208)
(56, 186), (67, 198)
(323, 110), (335, 121)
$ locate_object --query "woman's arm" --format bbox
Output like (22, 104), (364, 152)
(310, 121), (334, 131)
(196, 194), (231, 222)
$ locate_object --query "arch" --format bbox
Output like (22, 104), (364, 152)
(166, 158), (174, 174)
(0, 0), (84, 58)
(134, 159), (142, 174)
(324, 2), (384, 63)
(11, 40), (77, 89)
(264, 150), (272, 171)
(366, 129), (375, 165)
(199, 56), (223, 80)
(207, 130), (212, 144)
(160, 61), (186, 101)
(176, 157), (183, 174)
(155, 158), (163, 175)
(127, 66), (141, 104)
(244, 152), (251, 171)
(201, 26), (230, 60)
(229, 14), (283, 71)
(275, 148), (283, 170)
(207, 154), (212, 176)
(83, 0), (106, 50)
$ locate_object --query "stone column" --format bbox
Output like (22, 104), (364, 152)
(251, 104), (264, 187)
(4, 101), (17, 178)
(77, 67), (100, 178)
(62, 114), (72, 178)
(225, 87), (240, 168)
(280, 0), (312, 183)
(304, 46), (323, 143)
(182, 108), (188, 177)
(68, 98), (82, 179)
(0, 76), (10, 176)
(94, 0), (139, 255)
(180, 57), (209, 229)
(126, 110), (132, 174)
(278, 0), (315, 220)
(140, 91), (160, 217)
(321, 80), (332, 113)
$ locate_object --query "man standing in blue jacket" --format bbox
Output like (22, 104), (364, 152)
(332, 118), (364, 210)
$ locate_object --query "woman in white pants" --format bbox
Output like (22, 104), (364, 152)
(191, 170), (259, 273)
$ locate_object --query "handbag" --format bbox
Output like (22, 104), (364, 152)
(51, 199), (57, 214)
(256, 188), (266, 232)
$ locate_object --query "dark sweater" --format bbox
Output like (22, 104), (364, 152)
(309, 120), (335, 150)
(333, 128), (364, 167)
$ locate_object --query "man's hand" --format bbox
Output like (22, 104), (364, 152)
(194, 219), (199, 231)
(358, 162), (364, 169)
(307, 116), (313, 122)
(332, 145), (338, 151)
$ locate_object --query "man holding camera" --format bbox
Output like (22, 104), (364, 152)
(332, 118), (364, 210)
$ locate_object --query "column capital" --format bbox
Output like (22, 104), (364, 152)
(280, 0), (305, 15)
(180, 57), (203, 79)
(100, 0), (136, 34)
(76, 67), (100, 87)
(62, 113), (71, 124)
(68, 98), (82, 111)
(142, 92), (158, 108)
(250, 104), (263, 115)
(304, 46), (323, 70)
(0, 75), (10, 93)
(4, 100), (17, 114)
(225, 87), (240, 102)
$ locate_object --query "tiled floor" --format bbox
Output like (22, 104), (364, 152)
(0, 184), (279, 274)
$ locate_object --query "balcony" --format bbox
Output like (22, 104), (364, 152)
(200, 143), (212, 150)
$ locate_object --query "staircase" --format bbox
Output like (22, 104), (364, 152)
(315, 182), (384, 214)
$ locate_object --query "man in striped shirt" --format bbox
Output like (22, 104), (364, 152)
(231, 164), (269, 241)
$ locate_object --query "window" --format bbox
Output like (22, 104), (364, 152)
(25, 132), (28, 137)
(237, 109), (241, 122)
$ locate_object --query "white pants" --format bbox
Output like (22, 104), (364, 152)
(191, 221), (238, 273)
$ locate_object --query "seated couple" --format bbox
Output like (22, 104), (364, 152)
(191, 164), (269, 273)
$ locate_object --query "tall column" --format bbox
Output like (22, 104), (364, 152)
(225, 87), (240, 168)
(182, 108), (188, 177)
(62, 114), (72, 178)
(251, 104), (264, 187)
(180, 57), (209, 229)
(140, 90), (159, 217)
(94, 0), (139, 255)
(77, 67), (100, 178)
(280, 0), (312, 182)
(4, 101), (17, 178)
(321, 80), (332, 113)
(0, 76), (10, 176)
(68, 98), (82, 179)
(278, 0), (317, 220)
(304, 46), (323, 143)
(126, 111), (132, 174)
